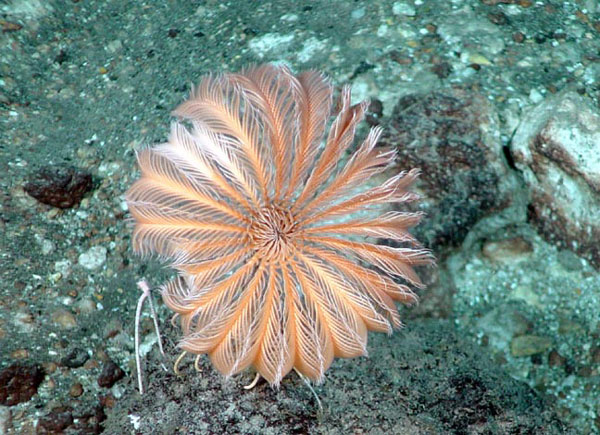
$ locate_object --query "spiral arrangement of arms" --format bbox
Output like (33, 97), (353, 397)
(126, 64), (432, 386)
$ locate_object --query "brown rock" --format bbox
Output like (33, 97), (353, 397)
(69, 382), (83, 398)
(24, 165), (92, 209)
(100, 393), (116, 409)
(10, 349), (29, 359)
(38, 406), (74, 433)
(0, 364), (45, 406)
(548, 349), (566, 367)
(97, 360), (124, 388)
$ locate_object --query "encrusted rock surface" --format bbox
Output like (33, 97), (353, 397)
(381, 87), (514, 252)
(102, 319), (566, 434)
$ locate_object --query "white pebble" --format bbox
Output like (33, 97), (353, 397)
(392, 2), (416, 16)
(78, 246), (107, 270)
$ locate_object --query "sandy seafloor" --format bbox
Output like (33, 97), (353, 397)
(1, 0), (599, 433)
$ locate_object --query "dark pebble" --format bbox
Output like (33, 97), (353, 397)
(389, 49), (413, 65)
(97, 360), (125, 388)
(61, 347), (90, 368)
(350, 61), (375, 79)
(24, 165), (92, 209)
(431, 61), (453, 78)
(0, 364), (45, 406)
(487, 12), (508, 25)
(513, 31), (525, 43)
(548, 349), (566, 368)
(366, 99), (384, 126)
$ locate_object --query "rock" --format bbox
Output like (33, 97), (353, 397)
(381, 87), (512, 251)
(23, 165), (92, 209)
(97, 360), (125, 389)
(78, 246), (107, 270)
(511, 91), (600, 267)
(101, 319), (567, 433)
(38, 406), (74, 433)
(510, 335), (552, 357)
(0, 364), (45, 406)
(436, 6), (505, 58)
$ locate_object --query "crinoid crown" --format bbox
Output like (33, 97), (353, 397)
(126, 64), (432, 386)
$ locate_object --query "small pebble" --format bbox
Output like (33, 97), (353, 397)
(10, 349), (29, 359)
(76, 298), (97, 314)
(351, 7), (365, 20)
(100, 393), (116, 409)
(482, 237), (533, 263)
(51, 309), (77, 329)
(46, 379), (56, 390)
(69, 383), (83, 398)
(13, 311), (35, 333)
(548, 349), (566, 367)
(511, 335), (552, 357)
(98, 360), (125, 388)
(84, 359), (100, 370)
(513, 31), (525, 43)
(42, 362), (58, 374)
(54, 259), (72, 277)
